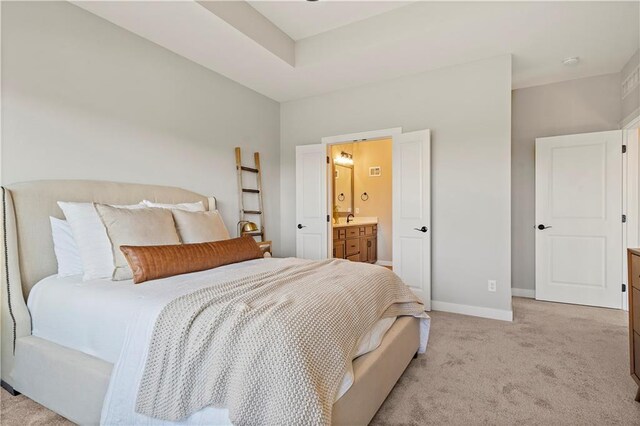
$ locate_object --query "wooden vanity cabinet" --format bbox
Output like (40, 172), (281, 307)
(333, 224), (377, 264)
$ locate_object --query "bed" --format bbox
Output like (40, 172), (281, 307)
(1, 180), (428, 425)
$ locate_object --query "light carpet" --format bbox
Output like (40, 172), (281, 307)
(2, 298), (639, 425)
(372, 297), (640, 425)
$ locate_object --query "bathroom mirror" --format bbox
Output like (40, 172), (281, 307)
(334, 163), (353, 215)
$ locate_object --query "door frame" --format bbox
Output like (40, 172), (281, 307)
(623, 116), (640, 311)
(321, 128), (402, 260)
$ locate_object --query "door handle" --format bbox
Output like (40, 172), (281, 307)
(537, 224), (552, 230)
(414, 226), (428, 233)
(297, 224), (307, 229)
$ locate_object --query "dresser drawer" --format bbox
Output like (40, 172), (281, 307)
(346, 239), (360, 256)
(364, 225), (375, 236)
(346, 227), (359, 238)
(632, 254), (640, 290)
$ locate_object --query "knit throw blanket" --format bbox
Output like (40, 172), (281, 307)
(135, 258), (426, 425)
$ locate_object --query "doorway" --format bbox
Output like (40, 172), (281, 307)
(294, 128), (432, 306)
(329, 139), (392, 267)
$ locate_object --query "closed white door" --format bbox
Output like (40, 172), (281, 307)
(295, 144), (328, 260)
(535, 131), (623, 308)
(392, 130), (431, 308)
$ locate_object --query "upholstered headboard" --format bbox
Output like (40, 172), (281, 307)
(1, 180), (216, 385)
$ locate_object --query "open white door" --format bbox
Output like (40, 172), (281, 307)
(535, 131), (623, 309)
(392, 130), (431, 308)
(295, 144), (328, 260)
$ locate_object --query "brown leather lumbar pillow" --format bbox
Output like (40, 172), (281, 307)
(120, 236), (264, 284)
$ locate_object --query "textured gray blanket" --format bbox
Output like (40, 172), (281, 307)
(135, 258), (426, 425)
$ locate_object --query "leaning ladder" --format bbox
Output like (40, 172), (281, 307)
(235, 147), (265, 241)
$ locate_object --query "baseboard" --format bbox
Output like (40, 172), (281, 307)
(431, 300), (513, 322)
(1, 380), (20, 396)
(511, 288), (535, 299)
(375, 260), (392, 267)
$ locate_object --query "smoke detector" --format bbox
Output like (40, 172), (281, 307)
(562, 57), (580, 66)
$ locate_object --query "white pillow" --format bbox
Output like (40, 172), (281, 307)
(58, 201), (144, 281)
(142, 200), (205, 212)
(171, 210), (230, 243)
(49, 217), (83, 277)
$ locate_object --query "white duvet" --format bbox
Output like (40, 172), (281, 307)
(28, 257), (424, 425)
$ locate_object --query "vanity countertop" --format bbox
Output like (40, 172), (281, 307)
(333, 217), (378, 228)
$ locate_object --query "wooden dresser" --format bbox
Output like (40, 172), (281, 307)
(333, 224), (377, 263)
(627, 249), (640, 402)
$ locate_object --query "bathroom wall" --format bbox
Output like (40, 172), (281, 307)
(352, 139), (393, 264)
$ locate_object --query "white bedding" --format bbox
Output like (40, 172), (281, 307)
(27, 257), (412, 425)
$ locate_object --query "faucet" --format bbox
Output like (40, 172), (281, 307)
(347, 213), (355, 223)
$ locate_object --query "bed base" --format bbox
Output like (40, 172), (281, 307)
(9, 317), (419, 425)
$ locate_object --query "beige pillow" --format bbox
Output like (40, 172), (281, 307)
(171, 210), (230, 244)
(95, 204), (181, 280)
(142, 200), (205, 212)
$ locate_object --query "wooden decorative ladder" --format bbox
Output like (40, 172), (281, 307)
(235, 147), (265, 241)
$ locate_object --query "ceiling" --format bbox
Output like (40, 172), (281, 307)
(247, 1), (412, 41)
(73, 1), (639, 102)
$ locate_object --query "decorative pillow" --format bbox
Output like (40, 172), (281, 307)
(120, 236), (264, 284)
(142, 200), (205, 212)
(171, 210), (230, 243)
(49, 217), (83, 277)
(58, 201), (145, 281)
(95, 204), (181, 281)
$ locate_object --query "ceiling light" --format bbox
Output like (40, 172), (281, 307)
(562, 57), (580, 66)
(334, 151), (353, 166)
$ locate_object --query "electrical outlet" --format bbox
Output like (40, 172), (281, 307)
(355, 208), (360, 214)
(488, 280), (497, 292)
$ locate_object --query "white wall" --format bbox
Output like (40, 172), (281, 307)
(622, 49), (640, 126)
(1, 2), (281, 250)
(511, 74), (622, 295)
(281, 55), (513, 316)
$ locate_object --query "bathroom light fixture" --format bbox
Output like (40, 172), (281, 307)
(334, 151), (353, 166)
(562, 57), (580, 66)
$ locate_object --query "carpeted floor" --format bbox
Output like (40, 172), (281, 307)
(372, 297), (640, 425)
(2, 298), (639, 425)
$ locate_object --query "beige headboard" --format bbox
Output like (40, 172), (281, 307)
(4, 180), (216, 294)
(1, 179), (216, 384)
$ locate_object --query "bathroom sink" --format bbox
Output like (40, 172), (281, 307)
(333, 217), (378, 227)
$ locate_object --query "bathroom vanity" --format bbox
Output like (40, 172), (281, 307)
(333, 222), (377, 263)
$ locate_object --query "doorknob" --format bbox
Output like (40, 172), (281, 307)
(297, 224), (307, 229)
(537, 224), (552, 230)
(414, 226), (428, 233)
